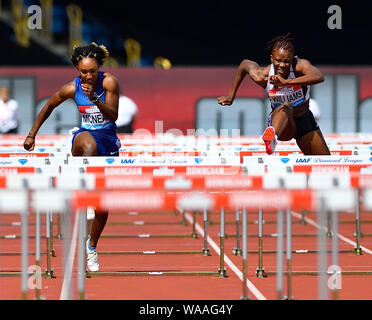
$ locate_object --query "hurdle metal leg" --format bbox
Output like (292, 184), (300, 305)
(331, 210), (340, 300)
(181, 210), (187, 226)
(256, 206), (266, 277)
(35, 210), (42, 300)
(354, 189), (362, 255)
(61, 203), (73, 300)
(57, 213), (63, 239)
(44, 210), (55, 279)
(191, 211), (198, 239)
(317, 197), (328, 300)
(232, 208), (242, 256)
(218, 207), (227, 278)
(21, 207), (28, 300)
(299, 210), (307, 225)
(326, 210), (332, 238)
(283, 209), (294, 300)
(276, 209), (284, 300)
(78, 210), (87, 300)
(202, 208), (211, 256)
(241, 208), (250, 300)
(49, 210), (56, 257)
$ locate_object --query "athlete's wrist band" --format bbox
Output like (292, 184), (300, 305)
(27, 135), (35, 139)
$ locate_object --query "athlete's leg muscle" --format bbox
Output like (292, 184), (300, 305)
(270, 103), (296, 141)
(296, 129), (330, 155)
(72, 131), (98, 156)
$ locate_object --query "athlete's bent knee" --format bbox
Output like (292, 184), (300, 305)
(81, 140), (96, 155)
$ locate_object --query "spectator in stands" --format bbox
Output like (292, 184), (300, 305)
(0, 86), (19, 133)
(115, 95), (138, 133)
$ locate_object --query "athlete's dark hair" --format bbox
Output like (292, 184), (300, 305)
(70, 42), (109, 67)
(266, 33), (294, 54)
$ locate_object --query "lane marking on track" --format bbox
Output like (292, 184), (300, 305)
(59, 212), (79, 300)
(291, 211), (372, 255)
(185, 212), (267, 300)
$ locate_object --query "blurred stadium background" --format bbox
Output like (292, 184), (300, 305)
(0, 0), (371, 136)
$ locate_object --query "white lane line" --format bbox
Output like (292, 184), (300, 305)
(60, 212), (79, 300)
(185, 212), (267, 300)
(291, 211), (372, 255)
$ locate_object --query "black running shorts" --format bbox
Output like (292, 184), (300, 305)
(293, 109), (319, 139)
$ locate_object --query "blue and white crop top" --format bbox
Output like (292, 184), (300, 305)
(73, 71), (116, 131)
(265, 58), (310, 109)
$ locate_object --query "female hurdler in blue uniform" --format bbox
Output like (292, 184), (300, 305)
(24, 43), (121, 271)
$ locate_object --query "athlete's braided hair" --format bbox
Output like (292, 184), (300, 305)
(266, 33), (294, 54)
(70, 42), (109, 67)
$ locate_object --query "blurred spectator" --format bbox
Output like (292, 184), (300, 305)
(0, 86), (19, 133)
(116, 95), (138, 133)
(309, 98), (320, 122)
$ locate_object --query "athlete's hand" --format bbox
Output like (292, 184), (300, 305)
(265, 75), (288, 87)
(24, 136), (35, 152)
(217, 95), (234, 106)
(81, 83), (94, 100)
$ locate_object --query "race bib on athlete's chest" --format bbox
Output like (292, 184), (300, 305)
(268, 84), (306, 108)
(78, 105), (111, 130)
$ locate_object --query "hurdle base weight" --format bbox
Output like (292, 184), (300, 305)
(256, 268), (267, 278)
(78, 293), (87, 300)
(282, 295), (295, 300)
(354, 247), (363, 255)
(218, 268), (228, 278)
(57, 233), (63, 240)
(240, 294), (250, 300)
(232, 248), (242, 256)
(202, 248), (211, 256)
(44, 268), (56, 279)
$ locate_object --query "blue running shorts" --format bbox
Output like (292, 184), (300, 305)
(72, 128), (121, 156)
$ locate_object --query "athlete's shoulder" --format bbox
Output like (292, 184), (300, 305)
(102, 72), (118, 83)
(294, 57), (313, 70)
(59, 81), (76, 99)
(102, 72), (119, 91)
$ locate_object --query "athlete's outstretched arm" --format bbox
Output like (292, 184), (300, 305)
(24, 82), (75, 151)
(217, 59), (266, 106)
(81, 73), (119, 122)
